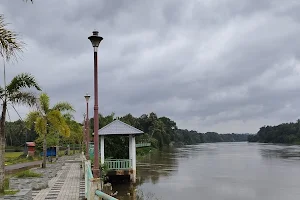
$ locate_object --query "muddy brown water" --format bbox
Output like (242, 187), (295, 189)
(112, 142), (300, 200)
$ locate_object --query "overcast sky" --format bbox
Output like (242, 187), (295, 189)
(1, 0), (300, 133)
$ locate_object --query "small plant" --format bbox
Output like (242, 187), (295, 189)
(0, 177), (18, 195)
(14, 170), (42, 178)
(4, 190), (19, 195)
(4, 178), (9, 190)
(100, 163), (109, 180)
(18, 153), (27, 159)
(27, 156), (34, 161)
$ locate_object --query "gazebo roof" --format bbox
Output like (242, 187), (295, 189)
(97, 120), (144, 135)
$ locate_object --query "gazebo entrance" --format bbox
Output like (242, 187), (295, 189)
(94, 119), (144, 183)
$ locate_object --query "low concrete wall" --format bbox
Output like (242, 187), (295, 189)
(2, 189), (32, 200)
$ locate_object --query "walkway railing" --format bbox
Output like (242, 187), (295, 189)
(105, 159), (132, 170)
(82, 153), (118, 200)
(136, 142), (151, 148)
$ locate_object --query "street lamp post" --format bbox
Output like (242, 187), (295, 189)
(84, 93), (91, 159)
(83, 113), (86, 155)
(88, 30), (103, 178)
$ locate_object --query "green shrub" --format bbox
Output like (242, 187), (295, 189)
(4, 190), (19, 195)
(4, 178), (9, 189)
(18, 153), (27, 159)
(27, 156), (34, 161)
(137, 147), (152, 156)
(14, 170), (41, 178)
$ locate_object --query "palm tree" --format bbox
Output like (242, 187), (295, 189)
(0, 15), (23, 62)
(0, 73), (41, 193)
(25, 93), (74, 168)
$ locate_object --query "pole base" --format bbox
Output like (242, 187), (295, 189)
(92, 168), (100, 178)
(86, 155), (90, 160)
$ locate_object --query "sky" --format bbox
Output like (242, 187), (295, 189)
(1, 0), (300, 133)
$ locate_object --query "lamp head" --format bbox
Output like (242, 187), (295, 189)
(84, 93), (91, 102)
(88, 30), (103, 51)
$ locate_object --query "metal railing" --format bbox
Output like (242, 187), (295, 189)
(84, 159), (93, 199)
(105, 159), (132, 170)
(136, 142), (151, 148)
(82, 153), (118, 200)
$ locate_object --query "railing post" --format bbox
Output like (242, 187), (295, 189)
(85, 161), (88, 199)
(89, 178), (101, 200)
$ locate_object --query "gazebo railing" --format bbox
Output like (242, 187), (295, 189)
(136, 142), (151, 148)
(105, 159), (132, 170)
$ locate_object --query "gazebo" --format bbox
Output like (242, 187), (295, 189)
(96, 119), (144, 182)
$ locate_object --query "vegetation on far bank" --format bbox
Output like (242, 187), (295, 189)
(248, 119), (300, 144)
(87, 112), (249, 159)
(4, 112), (250, 161)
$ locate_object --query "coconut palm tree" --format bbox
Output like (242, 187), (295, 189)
(0, 15), (23, 62)
(0, 73), (41, 193)
(25, 93), (74, 168)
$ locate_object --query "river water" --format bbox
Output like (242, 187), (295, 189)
(113, 142), (300, 200)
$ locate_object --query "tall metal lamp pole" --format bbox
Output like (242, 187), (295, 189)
(84, 93), (90, 159)
(88, 31), (103, 178)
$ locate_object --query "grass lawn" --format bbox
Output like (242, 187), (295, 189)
(5, 152), (24, 165)
(4, 152), (23, 158)
(4, 149), (81, 166)
(4, 152), (41, 166)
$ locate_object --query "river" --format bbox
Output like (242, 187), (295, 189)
(113, 142), (300, 200)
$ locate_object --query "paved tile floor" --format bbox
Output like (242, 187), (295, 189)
(33, 162), (81, 200)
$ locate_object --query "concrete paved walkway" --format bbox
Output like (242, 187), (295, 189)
(33, 161), (82, 200)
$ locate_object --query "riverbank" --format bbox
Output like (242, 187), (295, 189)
(136, 147), (156, 159)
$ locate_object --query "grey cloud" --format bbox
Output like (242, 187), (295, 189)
(2, 0), (300, 133)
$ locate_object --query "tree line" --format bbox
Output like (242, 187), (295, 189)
(88, 112), (249, 158)
(5, 112), (250, 159)
(248, 120), (300, 144)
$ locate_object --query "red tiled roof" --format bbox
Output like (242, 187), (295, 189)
(26, 142), (35, 147)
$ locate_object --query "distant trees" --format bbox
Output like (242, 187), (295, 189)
(88, 112), (249, 158)
(5, 110), (250, 161)
(64, 116), (84, 154)
(5, 120), (37, 147)
(248, 120), (300, 144)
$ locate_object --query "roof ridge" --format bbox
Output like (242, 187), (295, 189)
(115, 119), (144, 132)
(96, 119), (144, 135)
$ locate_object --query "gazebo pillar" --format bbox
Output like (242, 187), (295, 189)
(100, 135), (105, 164)
(129, 135), (132, 160)
(129, 134), (136, 183)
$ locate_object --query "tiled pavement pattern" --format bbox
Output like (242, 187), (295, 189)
(79, 178), (85, 199)
(33, 161), (82, 200)
(56, 163), (80, 199)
